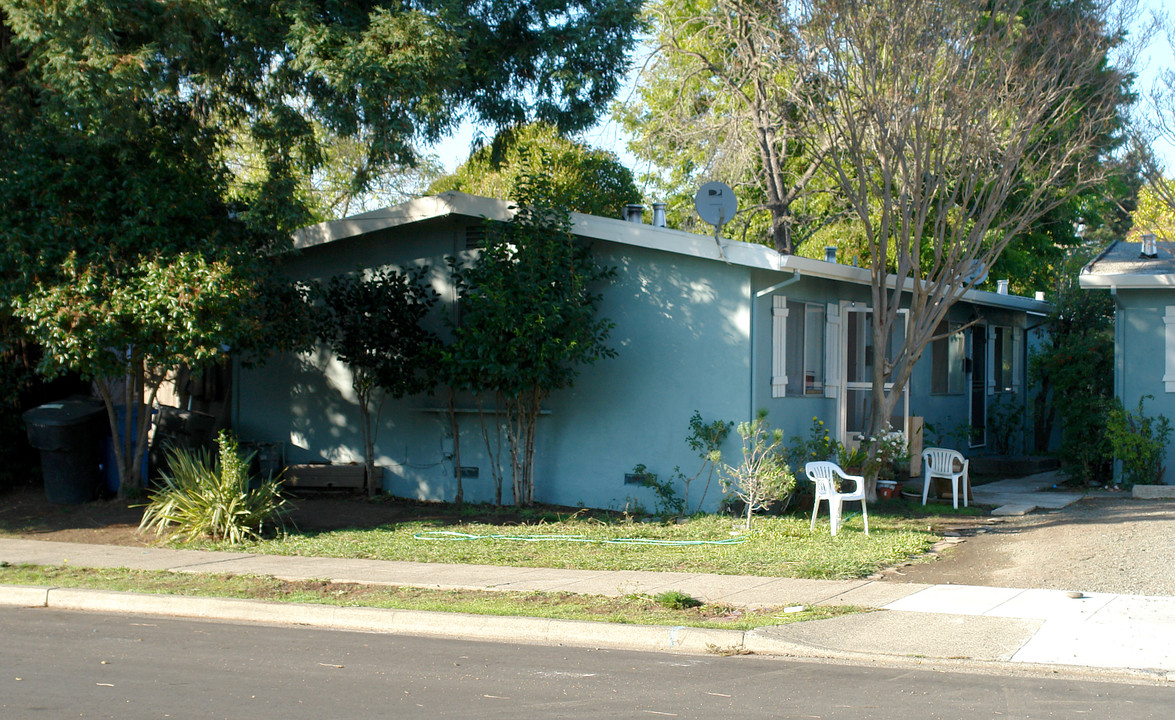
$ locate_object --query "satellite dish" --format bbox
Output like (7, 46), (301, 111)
(694, 182), (738, 229)
(960, 260), (988, 286)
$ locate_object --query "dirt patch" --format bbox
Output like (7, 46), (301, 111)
(0, 480), (589, 545)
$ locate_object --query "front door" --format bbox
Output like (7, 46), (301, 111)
(969, 324), (987, 448)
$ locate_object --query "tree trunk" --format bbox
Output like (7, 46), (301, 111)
(354, 376), (377, 497)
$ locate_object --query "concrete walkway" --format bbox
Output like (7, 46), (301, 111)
(911, 470), (1100, 516)
(2, 537), (1173, 681)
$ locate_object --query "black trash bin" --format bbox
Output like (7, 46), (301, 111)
(23, 398), (107, 504)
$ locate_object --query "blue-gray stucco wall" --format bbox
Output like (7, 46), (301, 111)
(234, 213), (1044, 507)
(1112, 289), (1175, 484)
(235, 217), (753, 511)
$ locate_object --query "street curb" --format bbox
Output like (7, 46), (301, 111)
(3, 584), (1170, 684)
(1, 584), (744, 655)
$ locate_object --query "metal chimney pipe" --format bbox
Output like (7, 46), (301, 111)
(824, 246), (837, 264)
(624, 204), (645, 223)
(997, 279), (1009, 295)
(1142, 232), (1158, 258)
(652, 202), (667, 227)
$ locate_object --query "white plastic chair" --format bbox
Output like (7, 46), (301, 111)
(806, 461), (869, 536)
(921, 448), (970, 509)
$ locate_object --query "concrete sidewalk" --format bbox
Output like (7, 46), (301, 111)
(1, 537), (1173, 681)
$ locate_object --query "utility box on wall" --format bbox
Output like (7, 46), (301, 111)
(284, 463), (375, 489)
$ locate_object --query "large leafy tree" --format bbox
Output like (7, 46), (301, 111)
(0, 0), (641, 496)
(429, 123), (640, 217)
(445, 160), (616, 506)
(795, 0), (1132, 497)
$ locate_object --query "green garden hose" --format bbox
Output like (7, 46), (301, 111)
(412, 530), (751, 546)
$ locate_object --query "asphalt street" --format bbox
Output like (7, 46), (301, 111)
(3, 607), (1172, 719)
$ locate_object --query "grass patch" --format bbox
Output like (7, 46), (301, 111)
(0, 563), (863, 631)
(189, 511), (936, 580)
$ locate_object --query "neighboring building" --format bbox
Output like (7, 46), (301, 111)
(1080, 236), (1175, 484)
(234, 192), (1050, 509)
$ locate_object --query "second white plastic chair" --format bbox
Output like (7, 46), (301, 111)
(921, 447), (970, 509)
(806, 461), (869, 536)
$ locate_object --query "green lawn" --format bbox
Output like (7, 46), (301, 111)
(191, 505), (947, 580)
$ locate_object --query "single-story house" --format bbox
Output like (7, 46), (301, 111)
(1080, 236), (1175, 484)
(233, 192), (1051, 509)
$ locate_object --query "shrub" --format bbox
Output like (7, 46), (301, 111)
(669, 411), (733, 514)
(787, 416), (840, 467)
(858, 425), (910, 481)
(721, 410), (795, 528)
(139, 431), (290, 543)
(654, 590), (702, 610)
(1106, 396), (1173, 488)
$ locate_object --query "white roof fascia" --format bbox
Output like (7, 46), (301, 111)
(290, 191), (1049, 313)
(291, 193), (516, 250)
(1079, 273), (1175, 289)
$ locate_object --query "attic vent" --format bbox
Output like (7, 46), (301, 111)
(465, 225), (486, 250)
(1142, 232), (1158, 259)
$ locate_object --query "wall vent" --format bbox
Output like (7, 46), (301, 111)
(465, 225), (486, 250)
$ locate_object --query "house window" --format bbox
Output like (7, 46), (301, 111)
(992, 326), (1014, 393)
(771, 296), (826, 398)
(786, 301), (825, 396)
(931, 321), (965, 395)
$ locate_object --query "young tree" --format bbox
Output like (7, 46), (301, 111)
(447, 161), (616, 506)
(310, 268), (439, 496)
(794, 0), (1132, 498)
(429, 123), (640, 217)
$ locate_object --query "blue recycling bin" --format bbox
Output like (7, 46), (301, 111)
(101, 405), (151, 494)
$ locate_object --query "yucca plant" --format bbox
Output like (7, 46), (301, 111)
(139, 430), (290, 543)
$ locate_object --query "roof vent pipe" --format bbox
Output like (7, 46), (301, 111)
(652, 202), (667, 227)
(1142, 232), (1158, 258)
(1035, 291), (1045, 301)
(624, 204), (645, 223)
(824, 246), (837, 264)
(997, 279), (1009, 295)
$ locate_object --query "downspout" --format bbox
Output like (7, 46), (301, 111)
(749, 269), (803, 419)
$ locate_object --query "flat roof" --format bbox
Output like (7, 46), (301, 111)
(1080, 240), (1175, 289)
(292, 191), (1050, 314)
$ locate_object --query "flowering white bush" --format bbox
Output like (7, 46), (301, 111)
(857, 426), (910, 480)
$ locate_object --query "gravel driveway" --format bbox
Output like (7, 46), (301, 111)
(888, 497), (1175, 596)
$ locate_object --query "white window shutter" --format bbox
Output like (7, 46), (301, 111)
(1012, 327), (1023, 394)
(1165, 307), (1175, 393)
(772, 296), (788, 398)
(824, 303), (840, 398)
(986, 326), (996, 396)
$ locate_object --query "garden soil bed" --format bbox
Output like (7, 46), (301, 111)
(0, 481), (544, 547)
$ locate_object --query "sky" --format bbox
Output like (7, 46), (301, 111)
(427, 2), (1175, 183)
